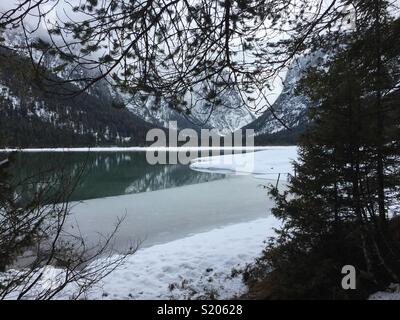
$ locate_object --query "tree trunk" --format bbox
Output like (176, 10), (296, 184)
(374, 0), (386, 227)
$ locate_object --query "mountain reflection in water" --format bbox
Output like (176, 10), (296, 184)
(9, 152), (225, 202)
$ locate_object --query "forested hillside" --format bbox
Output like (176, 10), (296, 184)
(0, 48), (155, 148)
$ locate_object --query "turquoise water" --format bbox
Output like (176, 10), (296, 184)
(8, 151), (225, 201)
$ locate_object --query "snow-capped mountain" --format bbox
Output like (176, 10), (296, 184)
(243, 52), (325, 141)
(122, 88), (255, 134)
(186, 87), (256, 134)
(2, 25), (323, 145)
(1, 27), (255, 135)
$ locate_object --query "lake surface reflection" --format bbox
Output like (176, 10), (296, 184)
(9, 152), (225, 201)
(5, 150), (277, 250)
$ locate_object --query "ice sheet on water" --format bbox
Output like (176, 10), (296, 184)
(190, 146), (298, 180)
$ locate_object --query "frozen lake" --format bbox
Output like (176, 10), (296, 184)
(8, 148), (295, 251)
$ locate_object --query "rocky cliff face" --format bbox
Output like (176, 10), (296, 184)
(243, 52), (325, 143)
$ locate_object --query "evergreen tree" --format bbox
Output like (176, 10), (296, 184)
(245, 15), (400, 299)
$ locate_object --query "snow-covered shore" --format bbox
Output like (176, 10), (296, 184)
(3, 216), (280, 300)
(369, 284), (400, 300)
(83, 216), (280, 300)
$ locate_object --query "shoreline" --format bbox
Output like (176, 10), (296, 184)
(53, 215), (281, 300)
(67, 175), (285, 251)
(0, 146), (294, 153)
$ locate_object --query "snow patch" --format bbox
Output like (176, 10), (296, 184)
(369, 283), (400, 300)
(76, 216), (279, 299)
(2, 216), (280, 300)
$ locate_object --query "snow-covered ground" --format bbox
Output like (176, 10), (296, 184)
(82, 216), (280, 300)
(369, 283), (400, 300)
(2, 216), (279, 300)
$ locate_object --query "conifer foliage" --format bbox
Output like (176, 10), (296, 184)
(246, 3), (400, 299)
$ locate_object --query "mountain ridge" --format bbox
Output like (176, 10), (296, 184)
(242, 52), (325, 144)
(0, 27), (319, 147)
(1, 27), (256, 136)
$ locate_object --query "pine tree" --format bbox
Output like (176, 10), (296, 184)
(245, 16), (400, 299)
